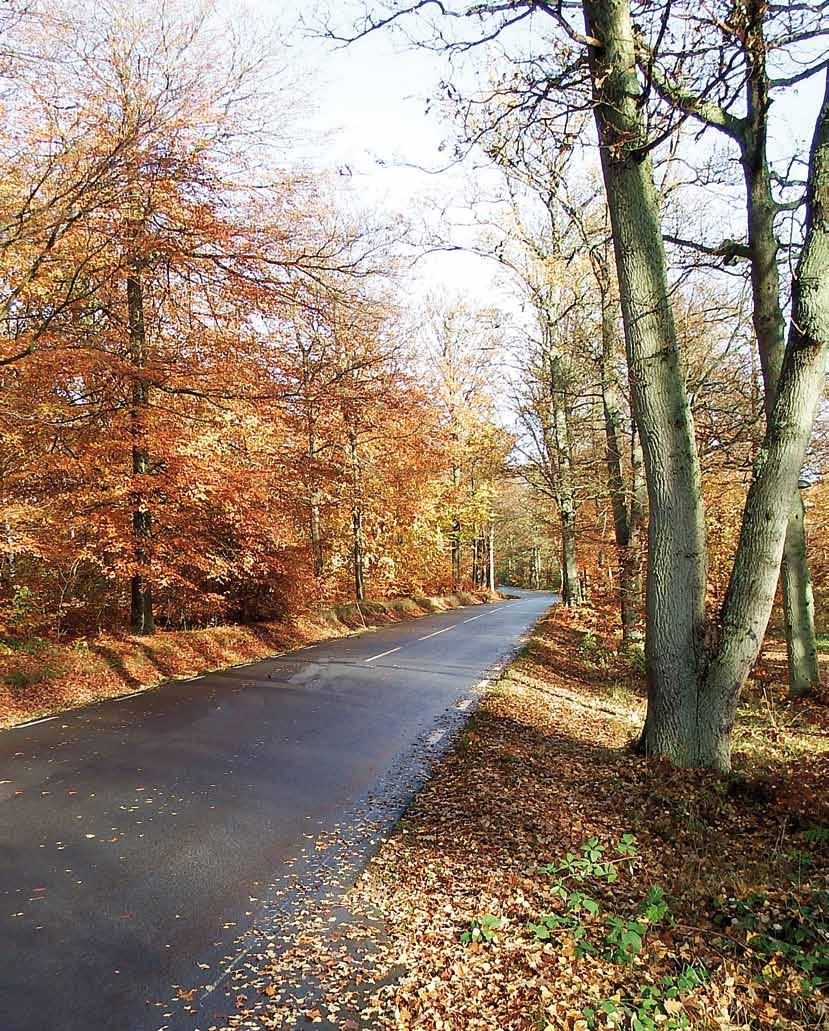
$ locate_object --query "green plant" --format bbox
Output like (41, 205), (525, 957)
(542, 836), (627, 883)
(550, 883), (601, 916)
(10, 584), (36, 623)
(460, 913), (501, 944)
(528, 912), (572, 940)
(625, 643), (646, 674)
(583, 966), (708, 1031)
(528, 913), (596, 957)
(638, 886), (669, 925)
(4, 670), (31, 690)
(604, 916), (647, 964)
(713, 890), (829, 991)
(616, 833), (638, 859)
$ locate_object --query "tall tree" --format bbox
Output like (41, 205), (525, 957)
(638, 0), (826, 696)
(332, 0), (829, 768)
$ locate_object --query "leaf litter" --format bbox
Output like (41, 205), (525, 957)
(195, 604), (828, 1030)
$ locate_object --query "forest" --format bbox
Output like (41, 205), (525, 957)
(1, 1), (829, 1029)
(2, 0), (827, 773)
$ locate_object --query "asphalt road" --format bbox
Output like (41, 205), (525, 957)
(0, 588), (554, 1031)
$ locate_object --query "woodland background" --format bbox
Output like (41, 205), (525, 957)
(1, 0), (828, 738)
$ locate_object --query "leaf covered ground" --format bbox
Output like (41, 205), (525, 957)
(0, 592), (483, 728)
(234, 603), (829, 1030)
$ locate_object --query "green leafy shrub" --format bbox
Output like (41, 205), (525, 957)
(460, 913), (501, 944)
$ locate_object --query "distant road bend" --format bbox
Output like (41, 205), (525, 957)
(0, 587), (554, 1031)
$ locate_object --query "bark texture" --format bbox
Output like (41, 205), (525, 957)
(698, 69), (829, 767)
(128, 267), (154, 636)
(598, 281), (644, 639)
(584, 0), (708, 757)
(739, 5), (820, 697)
(349, 431), (365, 602)
(585, 0), (829, 769)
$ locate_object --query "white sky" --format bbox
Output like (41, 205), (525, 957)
(228, 0), (826, 312)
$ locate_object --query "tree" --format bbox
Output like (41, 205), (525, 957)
(638, 0), (827, 697)
(421, 296), (509, 590)
(331, 0), (829, 768)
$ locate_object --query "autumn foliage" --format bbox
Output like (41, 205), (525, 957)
(0, 2), (508, 669)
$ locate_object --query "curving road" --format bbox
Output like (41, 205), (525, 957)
(0, 588), (554, 1031)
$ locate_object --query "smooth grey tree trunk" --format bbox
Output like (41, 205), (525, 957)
(697, 69), (829, 767)
(486, 519), (495, 591)
(306, 409), (324, 578)
(548, 350), (582, 606)
(451, 460), (462, 586)
(128, 266), (154, 636)
(780, 494), (819, 697)
(585, 0), (829, 769)
(642, 0), (821, 698)
(349, 431), (365, 602)
(598, 290), (644, 639)
(740, 16), (820, 697)
(584, 0), (708, 757)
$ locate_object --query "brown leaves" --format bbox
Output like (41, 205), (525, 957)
(324, 606), (829, 1030)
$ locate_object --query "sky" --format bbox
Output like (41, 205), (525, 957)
(223, 0), (827, 313)
(233, 0), (512, 306)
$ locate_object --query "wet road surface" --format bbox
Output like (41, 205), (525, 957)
(0, 589), (554, 1030)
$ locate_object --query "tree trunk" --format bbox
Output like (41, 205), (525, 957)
(349, 432), (364, 602)
(310, 499), (323, 578)
(697, 71), (829, 767)
(560, 503), (581, 606)
(740, 12), (820, 697)
(584, 0), (708, 755)
(781, 492), (819, 696)
(306, 408), (324, 578)
(128, 268), (154, 636)
(451, 461), (461, 586)
(598, 292), (642, 638)
(626, 420), (646, 633)
(549, 350), (582, 606)
(486, 519), (495, 591)
(352, 503), (364, 602)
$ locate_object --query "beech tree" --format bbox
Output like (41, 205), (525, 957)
(638, 0), (828, 697)
(587, 1), (829, 768)
(0, 1), (466, 637)
(332, 0), (829, 769)
(421, 296), (510, 590)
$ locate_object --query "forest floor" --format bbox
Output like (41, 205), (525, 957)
(238, 602), (829, 1030)
(0, 591), (485, 729)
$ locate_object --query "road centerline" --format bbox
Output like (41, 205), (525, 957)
(364, 646), (402, 663)
(418, 625), (457, 641)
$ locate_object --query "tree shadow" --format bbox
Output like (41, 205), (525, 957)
(89, 644), (143, 691)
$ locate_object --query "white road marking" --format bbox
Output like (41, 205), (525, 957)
(426, 729), (446, 745)
(365, 646), (401, 663)
(200, 944), (255, 997)
(418, 625), (457, 641)
(455, 699), (473, 711)
(115, 690), (144, 701)
(15, 716), (57, 729)
(463, 614), (483, 623)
